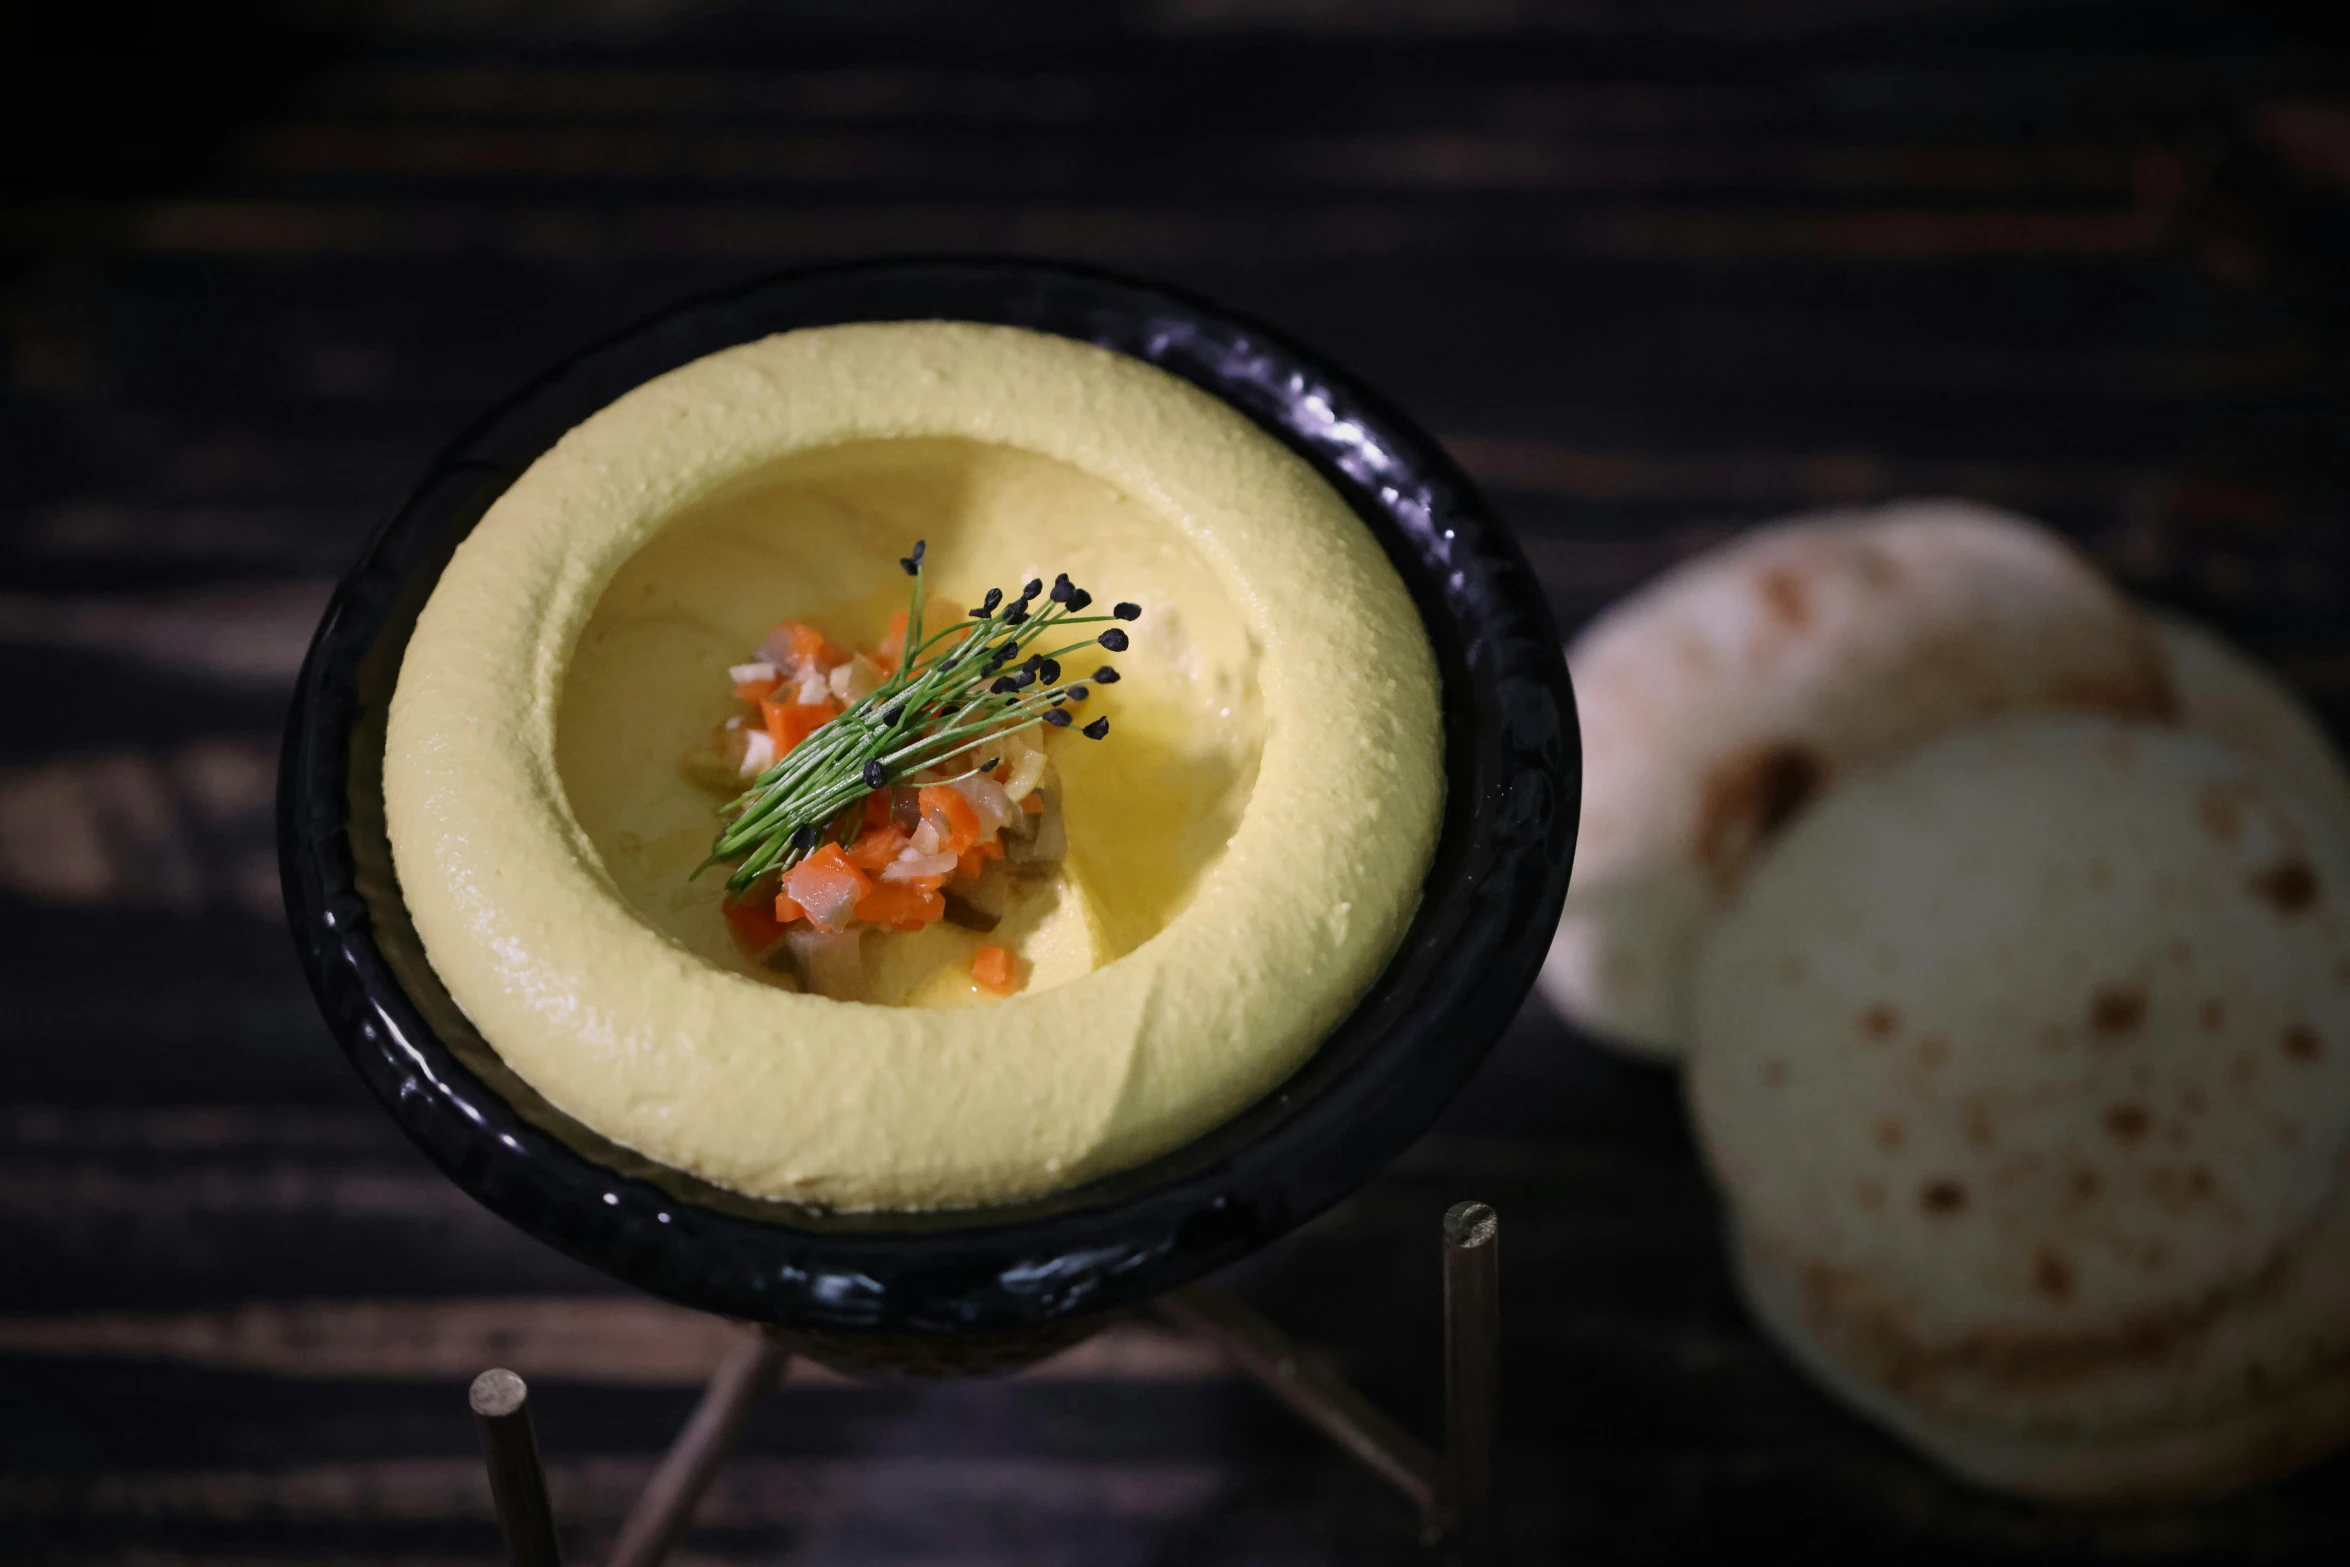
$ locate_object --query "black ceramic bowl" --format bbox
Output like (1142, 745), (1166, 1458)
(279, 258), (1577, 1342)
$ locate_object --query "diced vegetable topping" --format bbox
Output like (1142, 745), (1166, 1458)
(694, 545), (1135, 1002)
(723, 893), (790, 953)
(856, 879), (946, 931)
(782, 843), (872, 934)
(971, 945), (1017, 995)
(761, 697), (838, 755)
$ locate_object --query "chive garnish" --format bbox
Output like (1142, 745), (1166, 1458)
(695, 544), (1136, 894)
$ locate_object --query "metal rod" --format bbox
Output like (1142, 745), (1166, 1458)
(1444, 1200), (1501, 1567)
(1156, 1284), (1442, 1525)
(605, 1327), (788, 1567)
(470, 1368), (563, 1567)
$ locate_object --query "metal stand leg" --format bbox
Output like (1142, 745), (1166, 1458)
(1443, 1201), (1501, 1566)
(471, 1368), (563, 1567)
(605, 1328), (789, 1567)
(1156, 1284), (1443, 1531)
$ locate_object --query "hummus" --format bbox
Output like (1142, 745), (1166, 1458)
(385, 322), (1442, 1210)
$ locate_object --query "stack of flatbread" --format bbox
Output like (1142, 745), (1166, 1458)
(1542, 500), (2350, 1501)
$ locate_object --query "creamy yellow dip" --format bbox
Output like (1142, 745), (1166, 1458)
(385, 322), (1442, 1210)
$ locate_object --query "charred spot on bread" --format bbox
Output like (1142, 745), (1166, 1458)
(2090, 984), (2148, 1036)
(2250, 856), (2320, 917)
(1695, 741), (1824, 885)
(1920, 1178), (1969, 1215)
(1758, 565), (1814, 630)
(2032, 1247), (2076, 1303)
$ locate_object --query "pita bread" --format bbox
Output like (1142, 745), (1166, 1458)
(2151, 607), (2350, 833)
(1543, 501), (2170, 1060)
(1734, 1175), (2350, 1503)
(1690, 716), (2350, 1499)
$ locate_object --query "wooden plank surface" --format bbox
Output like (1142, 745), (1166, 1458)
(6, 3), (2350, 1561)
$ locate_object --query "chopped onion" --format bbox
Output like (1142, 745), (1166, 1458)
(794, 672), (831, 706)
(787, 867), (862, 934)
(729, 660), (779, 686)
(737, 728), (776, 779)
(950, 773), (1018, 838)
(882, 850), (958, 882)
(784, 927), (864, 1001)
(911, 816), (943, 857)
(831, 653), (886, 702)
(1000, 731), (1049, 802)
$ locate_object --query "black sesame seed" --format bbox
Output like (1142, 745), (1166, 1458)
(790, 823), (820, 851)
(1082, 716), (1110, 740)
(981, 758), (1000, 773)
(982, 587), (1003, 613)
(990, 677), (1018, 695)
(1043, 708), (1073, 727)
(1065, 588), (1092, 612)
(1097, 628), (1129, 652)
(863, 759), (888, 789)
(1004, 603), (1029, 626)
(1013, 670), (1035, 688)
(1065, 685), (1088, 701)
(1035, 658), (1061, 684)
(1021, 577), (1043, 600)
(883, 704), (905, 726)
(1050, 573), (1073, 603)
(898, 539), (926, 576)
(1113, 601), (1141, 621)
(1093, 666), (1120, 684)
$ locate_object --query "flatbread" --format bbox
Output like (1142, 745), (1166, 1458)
(1542, 501), (2169, 1059)
(1734, 1171), (2350, 1503)
(2151, 607), (2350, 833)
(1690, 716), (2350, 1499)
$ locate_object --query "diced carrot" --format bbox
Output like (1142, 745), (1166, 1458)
(862, 790), (894, 830)
(876, 609), (910, 666)
(955, 839), (1005, 882)
(854, 877), (945, 931)
(783, 843), (873, 934)
(917, 785), (983, 856)
(734, 673), (782, 704)
(723, 894), (789, 952)
(762, 696), (838, 754)
(844, 826), (910, 873)
(774, 621), (829, 672)
(1020, 791), (1045, 815)
(971, 945), (1016, 995)
(773, 891), (807, 925)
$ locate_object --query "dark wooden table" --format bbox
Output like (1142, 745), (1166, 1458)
(5, 3), (2349, 1561)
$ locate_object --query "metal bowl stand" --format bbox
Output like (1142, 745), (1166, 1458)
(470, 1201), (1503, 1566)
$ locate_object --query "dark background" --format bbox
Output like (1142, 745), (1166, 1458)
(5, 2), (2350, 1562)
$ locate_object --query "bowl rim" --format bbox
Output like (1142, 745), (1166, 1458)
(278, 255), (1578, 1334)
